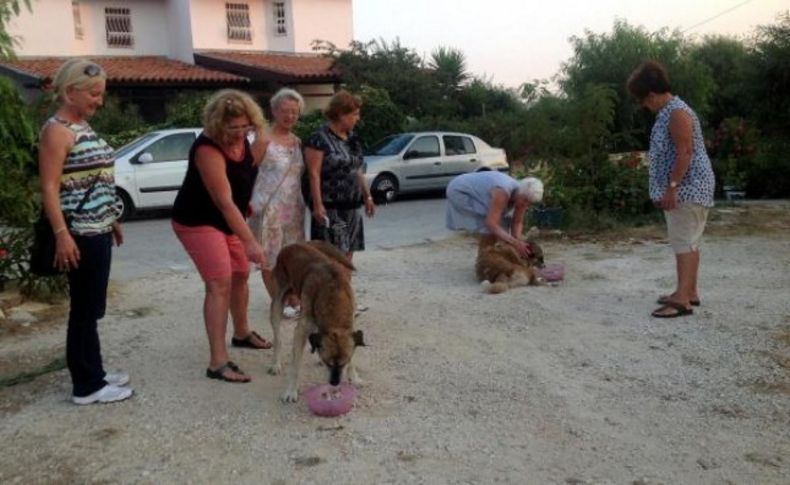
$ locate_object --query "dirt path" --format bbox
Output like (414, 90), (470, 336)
(1, 203), (788, 484)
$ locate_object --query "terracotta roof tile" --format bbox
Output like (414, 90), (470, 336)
(196, 51), (337, 80)
(0, 56), (247, 84)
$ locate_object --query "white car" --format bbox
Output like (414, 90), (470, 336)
(113, 128), (202, 219)
(364, 131), (509, 202)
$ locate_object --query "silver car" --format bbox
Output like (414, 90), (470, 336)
(364, 131), (509, 202)
(113, 128), (202, 220)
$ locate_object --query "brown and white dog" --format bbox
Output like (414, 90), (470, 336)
(475, 234), (544, 294)
(268, 241), (365, 402)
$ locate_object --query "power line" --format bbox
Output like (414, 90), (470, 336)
(681, 0), (756, 33)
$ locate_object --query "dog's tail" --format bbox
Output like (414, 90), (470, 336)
(307, 240), (355, 271)
(480, 280), (509, 294)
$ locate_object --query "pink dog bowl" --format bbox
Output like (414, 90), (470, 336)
(304, 383), (356, 417)
(541, 263), (565, 282)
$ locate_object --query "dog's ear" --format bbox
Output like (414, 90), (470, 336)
(308, 333), (322, 353)
(352, 330), (366, 347)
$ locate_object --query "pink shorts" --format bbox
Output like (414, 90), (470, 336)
(172, 221), (249, 281)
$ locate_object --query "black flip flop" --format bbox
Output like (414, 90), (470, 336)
(231, 331), (272, 349)
(206, 362), (250, 383)
(657, 295), (700, 306)
(651, 301), (694, 318)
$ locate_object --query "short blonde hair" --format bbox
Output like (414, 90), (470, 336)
(517, 177), (544, 203)
(270, 87), (304, 113)
(324, 90), (362, 121)
(52, 58), (106, 103)
(202, 89), (266, 146)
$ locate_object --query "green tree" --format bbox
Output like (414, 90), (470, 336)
(429, 46), (469, 94)
(689, 35), (750, 128)
(746, 11), (790, 134)
(560, 20), (714, 151)
(0, 0), (30, 59)
(316, 38), (443, 119)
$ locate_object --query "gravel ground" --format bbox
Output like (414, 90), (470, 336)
(0, 203), (788, 484)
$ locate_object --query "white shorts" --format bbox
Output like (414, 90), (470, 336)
(664, 204), (709, 254)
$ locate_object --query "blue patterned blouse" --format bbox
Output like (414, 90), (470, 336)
(648, 96), (715, 207)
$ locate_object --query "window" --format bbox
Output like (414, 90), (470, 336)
(140, 133), (196, 163)
(226, 3), (252, 42)
(273, 2), (287, 36)
(443, 135), (477, 155)
(105, 7), (133, 48)
(406, 136), (440, 159)
(72, 1), (83, 40)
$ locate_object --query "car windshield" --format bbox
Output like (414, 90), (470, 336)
(113, 132), (160, 159)
(367, 134), (414, 156)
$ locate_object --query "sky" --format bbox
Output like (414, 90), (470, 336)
(353, 0), (789, 88)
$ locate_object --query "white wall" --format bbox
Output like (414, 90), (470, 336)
(295, 82), (334, 112)
(263, 0), (293, 52)
(291, 0), (352, 52)
(190, 0), (269, 51)
(6, 0), (353, 58)
(7, 0), (81, 56)
(166, 0), (195, 62)
(7, 0), (172, 57)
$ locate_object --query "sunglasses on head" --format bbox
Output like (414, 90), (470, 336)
(83, 64), (101, 77)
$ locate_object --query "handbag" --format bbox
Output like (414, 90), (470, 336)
(29, 179), (99, 276)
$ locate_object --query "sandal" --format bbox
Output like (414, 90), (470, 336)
(206, 361), (251, 383)
(651, 301), (693, 318)
(657, 295), (700, 306)
(231, 331), (272, 349)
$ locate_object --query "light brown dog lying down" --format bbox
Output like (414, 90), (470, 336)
(268, 241), (365, 403)
(475, 234), (544, 294)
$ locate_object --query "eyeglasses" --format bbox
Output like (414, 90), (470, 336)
(226, 124), (255, 133)
(83, 64), (101, 77)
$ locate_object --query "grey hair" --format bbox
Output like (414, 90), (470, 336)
(269, 87), (305, 113)
(516, 177), (544, 203)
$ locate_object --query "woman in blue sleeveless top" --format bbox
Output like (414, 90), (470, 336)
(627, 60), (715, 318)
(446, 172), (544, 258)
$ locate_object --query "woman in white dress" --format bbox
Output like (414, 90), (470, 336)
(248, 88), (305, 316)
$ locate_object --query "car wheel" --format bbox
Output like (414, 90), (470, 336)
(116, 189), (135, 221)
(372, 174), (398, 203)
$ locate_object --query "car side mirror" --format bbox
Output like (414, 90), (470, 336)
(403, 150), (418, 160)
(136, 152), (154, 164)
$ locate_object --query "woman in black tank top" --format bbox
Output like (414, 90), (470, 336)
(171, 89), (272, 383)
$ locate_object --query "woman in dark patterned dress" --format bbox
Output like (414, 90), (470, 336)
(303, 90), (376, 261)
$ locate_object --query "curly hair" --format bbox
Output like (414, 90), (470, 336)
(202, 89), (267, 146)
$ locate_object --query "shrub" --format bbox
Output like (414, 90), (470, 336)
(89, 95), (146, 135)
(0, 77), (67, 298)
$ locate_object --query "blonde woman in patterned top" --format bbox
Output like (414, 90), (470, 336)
(39, 59), (132, 405)
(248, 88), (306, 318)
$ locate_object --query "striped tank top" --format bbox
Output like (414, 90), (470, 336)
(49, 117), (121, 235)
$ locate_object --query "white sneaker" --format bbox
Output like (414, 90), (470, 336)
(283, 305), (301, 319)
(104, 372), (130, 387)
(72, 384), (133, 405)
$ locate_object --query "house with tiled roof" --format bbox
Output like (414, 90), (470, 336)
(1, 0), (352, 119)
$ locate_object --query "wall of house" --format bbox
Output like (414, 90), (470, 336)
(291, 0), (352, 52)
(190, 0), (269, 51)
(7, 0), (172, 57)
(294, 83), (335, 113)
(166, 0), (195, 63)
(7, 0), (82, 55)
(263, 0), (294, 52)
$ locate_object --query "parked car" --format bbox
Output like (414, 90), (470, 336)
(363, 131), (509, 202)
(113, 128), (202, 219)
